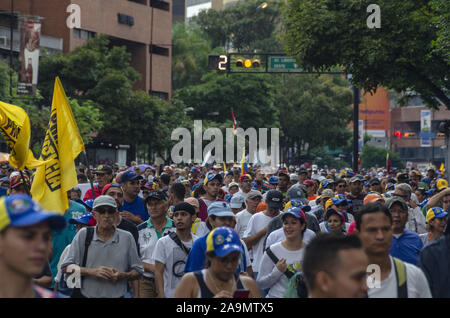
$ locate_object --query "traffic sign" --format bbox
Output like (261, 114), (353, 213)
(268, 56), (304, 71)
(419, 132), (435, 138)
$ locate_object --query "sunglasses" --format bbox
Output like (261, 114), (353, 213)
(95, 207), (117, 214)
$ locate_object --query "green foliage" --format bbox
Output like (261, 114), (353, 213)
(193, 0), (284, 52)
(360, 144), (404, 169)
(281, 0), (450, 109)
(431, 0), (450, 62)
(277, 74), (353, 153)
(174, 72), (279, 130)
(172, 22), (219, 90)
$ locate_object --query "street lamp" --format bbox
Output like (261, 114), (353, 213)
(257, 2), (268, 10)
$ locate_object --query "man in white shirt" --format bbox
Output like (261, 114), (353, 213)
(235, 190), (263, 238)
(354, 202), (431, 298)
(243, 190), (283, 277)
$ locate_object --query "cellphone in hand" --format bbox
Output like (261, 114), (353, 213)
(233, 289), (250, 298)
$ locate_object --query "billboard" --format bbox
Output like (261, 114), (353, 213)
(420, 110), (432, 147)
(359, 87), (390, 138)
(18, 17), (41, 96)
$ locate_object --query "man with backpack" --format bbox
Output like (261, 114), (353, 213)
(354, 202), (431, 298)
(61, 195), (143, 298)
(153, 202), (198, 298)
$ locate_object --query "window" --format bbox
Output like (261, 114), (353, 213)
(118, 13), (135, 26)
(150, 91), (169, 100)
(150, 0), (170, 11)
(150, 44), (169, 56)
(73, 28), (95, 40)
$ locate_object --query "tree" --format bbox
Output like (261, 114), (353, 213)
(277, 73), (353, 161)
(0, 60), (103, 154)
(38, 35), (188, 159)
(431, 0), (450, 61)
(174, 72), (279, 130)
(172, 22), (219, 91)
(281, 0), (450, 109)
(360, 144), (404, 169)
(193, 0), (284, 52)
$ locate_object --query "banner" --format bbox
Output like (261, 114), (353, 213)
(18, 17), (42, 96)
(30, 78), (85, 214)
(0, 101), (46, 169)
(358, 120), (364, 153)
(420, 110), (432, 148)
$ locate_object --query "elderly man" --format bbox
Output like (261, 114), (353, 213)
(61, 195), (143, 298)
(235, 190), (263, 238)
(393, 183), (426, 234)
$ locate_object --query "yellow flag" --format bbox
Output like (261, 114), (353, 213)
(223, 161), (227, 173)
(0, 101), (46, 169)
(30, 77), (85, 214)
(440, 163), (445, 171)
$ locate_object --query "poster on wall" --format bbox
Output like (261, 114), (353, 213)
(420, 110), (432, 148)
(17, 17), (42, 96)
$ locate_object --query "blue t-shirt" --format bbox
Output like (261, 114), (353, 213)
(390, 230), (423, 265)
(50, 200), (86, 288)
(122, 196), (149, 222)
(0, 186), (7, 198)
(184, 233), (247, 275)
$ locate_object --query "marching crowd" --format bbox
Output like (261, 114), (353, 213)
(0, 161), (449, 298)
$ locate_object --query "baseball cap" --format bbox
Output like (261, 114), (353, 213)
(247, 190), (262, 200)
(206, 227), (242, 257)
(286, 185), (309, 205)
(331, 194), (351, 206)
(298, 169), (307, 175)
(325, 208), (345, 223)
(436, 179), (448, 191)
(385, 182), (395, 191)
(0, 194), (66, 232)
(207, 201), (235, 217)
(397, 173), (410, 182)
(363, 193), (384, 205)
(350, 176), (362, 183)
(282, 207), (306, 222)
(146, 190), (168, 202)
(69, 212), (96, 226)
(9, 173), (31, 189)
(228, 182), (239, 189)
(290, 174), (298, 181)
(240, 174), (252, 182)
(426, 207), (448, 223)
(321, 179), (334, 188)
(120, 171), (143, 183)
(95, 165), (113, 175)
(191, 167), (200, 173)
(303, 180), (315, 186)
(265, 190), (284, 209)
(385, 197), (408, 211)
(101, 183), (122, 195)
(173, 202), (196, 215)
(268, 176), (279, 184)
(92, 195), (117, 210)
(230, 193), (245, 208)
(284, 200), (311, 212)
(204, 172), (223, 185)
(369, 178), (381, 185)
(226, 171), (234, 177)
(184, 197), (199, 209)
(318, 189), (334, 201)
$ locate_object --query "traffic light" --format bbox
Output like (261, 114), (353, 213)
(403, 132), (416, 137)
(393, 131), (402, 139)
(236, 58), (261, 68)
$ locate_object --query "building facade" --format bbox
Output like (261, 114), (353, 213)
(0, 0), (172, 99)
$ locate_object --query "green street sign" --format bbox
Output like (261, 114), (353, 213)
(268, 56), (304, 71)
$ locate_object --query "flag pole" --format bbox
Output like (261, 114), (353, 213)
(81, 151), (96, 200)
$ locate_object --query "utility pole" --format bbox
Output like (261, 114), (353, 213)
(353, 86), (360, 172)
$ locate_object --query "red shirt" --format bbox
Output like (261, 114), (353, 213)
(83, 186), (103, 201)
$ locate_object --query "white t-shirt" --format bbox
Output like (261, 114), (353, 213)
(256, 241), (305, 298)
(55, 244), (71, 284)
(368, 256), (432, 298)
(266, 228), (316, 248)
(235, 209), (254, 238)
(192, 219), (210, 237)
(152, 233), (197, 298)
(243, 212), (275, 272)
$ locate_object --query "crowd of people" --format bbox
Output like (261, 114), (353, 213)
(0, 160), (449, 298)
